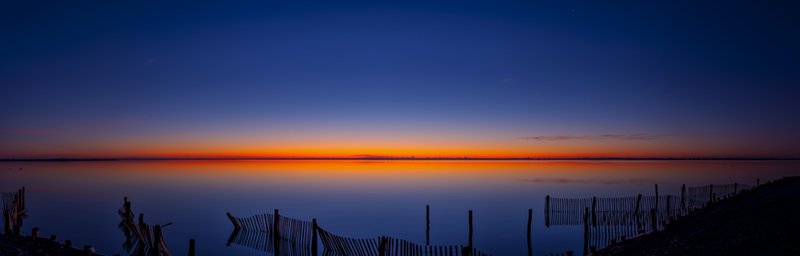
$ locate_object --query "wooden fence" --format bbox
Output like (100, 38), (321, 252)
(118, 198), (171, 256)
(544, 195), (683, 227)
(227, 210), (315, 247)
(316, 226), (491, 256)
(226, 228), (313, 256)
(686, 183), (751, 209)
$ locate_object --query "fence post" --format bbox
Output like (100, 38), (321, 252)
(188, 239), (196, 256)
(378, 236), (388, 256)
(273, 209), (280, 256)
(635, 194), (642, 230)
(650, 209), (657, 230)
(463, 245), (472, 256)
(680, 184), (685, 211)
(527, 209), (532, 256)
(666, 195), (671, 218)
(312, 219), (318, 255)
(545, 195), (550, 227)
(592, 196), (597, 227)
(655, 184), (659, 210)
(468, 210), (473, 247)
(427, 205), (430, 245)
(709, 184), (714, 202)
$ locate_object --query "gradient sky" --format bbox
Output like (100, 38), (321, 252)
(2, 1), (799, 158)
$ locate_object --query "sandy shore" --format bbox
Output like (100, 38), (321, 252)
(592, 176), (800, 255)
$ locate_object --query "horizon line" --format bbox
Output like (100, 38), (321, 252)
(1, 157), (799, 162)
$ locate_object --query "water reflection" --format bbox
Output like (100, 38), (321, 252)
(0, 160), (797, 255)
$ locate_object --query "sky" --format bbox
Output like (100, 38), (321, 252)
(1, 1), (799, 158)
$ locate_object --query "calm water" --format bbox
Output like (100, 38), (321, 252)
(1, 160), (798, 255)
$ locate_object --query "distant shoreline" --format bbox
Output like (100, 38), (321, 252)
(1, 157), (799, 162)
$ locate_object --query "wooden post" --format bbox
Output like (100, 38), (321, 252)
(468, 210), (473, 247)
(650, 209), (657, 230)
(666, 195), (671, 218)
(527, 209), (532, 256)
(312, 219), (318, 255)
(427, 205), (430, 245)
(709, 184), (714, 202)
(378, 236), (388, 256)
(32, 227), (39, 238)
(273, 209), (280, 256)
(65, 240), (72, 247)
(680, 184), (686, 211)
(189, 238), (196, 256)
(635, 194), (642, 230)
(226, 213), (240, 229)
(139, 214), (144, 224)
(51, 234), (57, 241)
(545, 195), (550, 227)
(734, 183), (738, 195)
(592, 196), (597, 227)
(654, 184), (659, 210)
(757, 178), (760, 186)
(461, 246), (472, 256)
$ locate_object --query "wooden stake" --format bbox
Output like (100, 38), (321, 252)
(32, 227), (39, 238)
(312, 218), (318, 255)
(592, 197), (597, 227)
(378, 236), (388, 256)
(545, 195), (550, 227)
(189, 238), (196, 256)
(655, 184), (659, 209)
(527, 209), (532, 256)
(650, 209), (657, 230)
(468, 210), (473, 247)
(680, 184), (686, 210)
(427, 205), (430, 245)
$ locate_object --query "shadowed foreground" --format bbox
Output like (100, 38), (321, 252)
(0, 235), (103, 256)
(593, 177), (800, 256)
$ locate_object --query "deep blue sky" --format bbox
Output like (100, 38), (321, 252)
(2, 1), (799, 158)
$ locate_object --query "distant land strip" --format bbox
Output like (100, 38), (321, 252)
(1, 157), (799, 162)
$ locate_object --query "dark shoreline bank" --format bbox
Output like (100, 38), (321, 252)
(592, 176), (800, 256)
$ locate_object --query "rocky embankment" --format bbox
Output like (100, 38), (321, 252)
(0, 234), (106, 256)
(593, 176), (800, 255)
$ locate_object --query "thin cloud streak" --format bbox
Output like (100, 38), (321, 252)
(517, 134), (673, 141)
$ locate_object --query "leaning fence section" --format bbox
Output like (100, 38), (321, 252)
(226, 228), (313, 256)
(118, 198), (171, 256)
(316, 226), (492, 256)
(227, 210), (315, 247)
